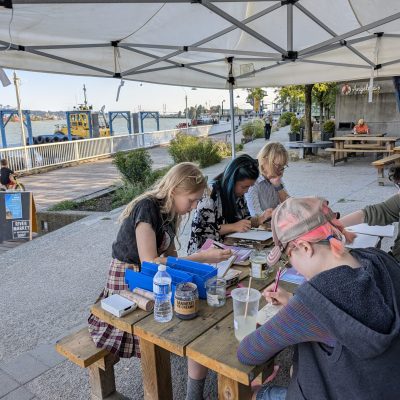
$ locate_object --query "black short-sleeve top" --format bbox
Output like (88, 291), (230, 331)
(112, 197), (175, 265)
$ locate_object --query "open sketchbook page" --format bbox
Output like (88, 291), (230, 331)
(257, 303), (283, 326)
(346, 233), (380, 249)
(200, 238), (252, 262)
(216, 255), (237, 277)
(347, 223), (394, 238)
(226, 230), (273, 241)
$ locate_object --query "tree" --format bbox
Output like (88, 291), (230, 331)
(246, 88), (267, 113)
(276, 85), (305, 113)
(304, 84), (314, 145)
(312, 83), (337, 124)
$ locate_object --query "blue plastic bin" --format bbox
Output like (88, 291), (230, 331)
(166, 257), (217, 299)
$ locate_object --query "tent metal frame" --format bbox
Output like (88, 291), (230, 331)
(3, 0), (400, 158)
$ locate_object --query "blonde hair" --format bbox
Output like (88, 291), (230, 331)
(118, 162), (207, 233)
(358, 119), (364, 125)
(257, 142), (288, 176)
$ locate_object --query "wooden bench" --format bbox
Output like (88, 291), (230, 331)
(325, 148), (394, 166)
(56, 327), (120, 400)
(371, 154), (400, 185)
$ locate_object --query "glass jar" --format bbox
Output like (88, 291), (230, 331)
(174, 282), (199, 320)
(250, 250), (271, 279)
(205, 277), (226, 307)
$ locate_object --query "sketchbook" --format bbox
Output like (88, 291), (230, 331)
(200, 239), (252, 263)
(346, 233), (380, 249)
(346, 223), (394, 238)
(226, 230), (273, 241)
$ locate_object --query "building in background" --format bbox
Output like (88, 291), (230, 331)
(335, 78), (400, 136)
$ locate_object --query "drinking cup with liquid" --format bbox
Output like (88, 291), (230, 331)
(231, 287), (261, 341)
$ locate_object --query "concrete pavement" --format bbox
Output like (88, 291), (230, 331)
(0, 125), (397, 399)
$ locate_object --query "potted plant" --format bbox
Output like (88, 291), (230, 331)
(288, 116), (301, 141)
(321, 120), (335, 141)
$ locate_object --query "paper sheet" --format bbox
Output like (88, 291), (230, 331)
(257, 303), (283, 326)
(347, 223), (394, 238)
(216, 255), (237, 277)
(226, 230), (273, 241)
(346, 233), (380, 249)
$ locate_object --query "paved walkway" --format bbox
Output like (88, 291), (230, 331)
(0, 126), (397, 399)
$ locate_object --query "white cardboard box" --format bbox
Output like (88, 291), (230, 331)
(101, 294), (137, 318)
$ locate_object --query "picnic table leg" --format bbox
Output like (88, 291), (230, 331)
(88, 354), (118, 400)
(218, 374), (252, 400)
(139, 338), (173, 400)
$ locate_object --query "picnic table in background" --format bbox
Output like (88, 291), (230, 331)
(326, 135), (398, 166)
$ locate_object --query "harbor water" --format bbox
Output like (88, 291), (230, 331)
(3, 117), (187, 147)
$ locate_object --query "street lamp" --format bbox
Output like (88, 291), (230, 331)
(221, 99), (226, 121)
(183, 87), (196, 129)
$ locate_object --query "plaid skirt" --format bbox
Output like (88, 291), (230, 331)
(88, 258), (141, 358)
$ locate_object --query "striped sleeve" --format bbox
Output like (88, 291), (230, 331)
(237, 296), (335, 365)
(245, 184), (263, 216)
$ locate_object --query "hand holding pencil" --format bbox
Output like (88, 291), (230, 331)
(262, 278), (292, 306)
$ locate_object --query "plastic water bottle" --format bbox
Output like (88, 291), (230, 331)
(153, 264), (173, 323)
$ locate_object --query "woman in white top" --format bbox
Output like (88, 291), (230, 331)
(245, 142), (290, 216)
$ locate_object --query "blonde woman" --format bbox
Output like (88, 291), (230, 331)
(245, 142), (290, 217)
(88, 162), (231, 359)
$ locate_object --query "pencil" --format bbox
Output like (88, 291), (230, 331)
(273, 267), (282, 292)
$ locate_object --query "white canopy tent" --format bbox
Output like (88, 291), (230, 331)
(2, 0), (400, 155)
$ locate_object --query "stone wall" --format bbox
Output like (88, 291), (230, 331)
(36, 210), (98, 234)
(335, 78), (400, 136)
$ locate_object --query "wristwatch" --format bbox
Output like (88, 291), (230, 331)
(273, 183), (284, 191)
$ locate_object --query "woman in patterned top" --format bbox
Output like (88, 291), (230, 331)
(88, 162), (231, 359)
(187, 154), (272, 254)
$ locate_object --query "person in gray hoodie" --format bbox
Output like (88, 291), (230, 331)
(237, 197), (400, 400)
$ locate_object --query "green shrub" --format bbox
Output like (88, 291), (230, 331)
(168, 133), (200, 164)
(290, 116), (301, 133)
(322, 120), (335, 134)
(113, 148), (153, 186)
(242, 119), (264, 140)
(279, 112), (296, 127)
(112, 183), (148, 208)
(47, 200), (78, 211)
(196, 139), (222, 168)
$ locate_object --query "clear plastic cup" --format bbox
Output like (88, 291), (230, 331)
(231, 287), (261, 341)
(205, 277), (226, 307)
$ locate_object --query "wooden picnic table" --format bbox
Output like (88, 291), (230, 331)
(90, 265), (276, 400)
(326, 136), (399, 166)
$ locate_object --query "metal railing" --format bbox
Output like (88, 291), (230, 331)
(0, 125), (212, 173)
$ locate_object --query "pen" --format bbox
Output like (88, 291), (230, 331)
(212, 240), (225, 250)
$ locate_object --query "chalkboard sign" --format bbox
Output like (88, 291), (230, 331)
(0, 191), (34, 243)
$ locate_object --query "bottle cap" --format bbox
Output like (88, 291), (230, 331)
(158, 264), (167, 271)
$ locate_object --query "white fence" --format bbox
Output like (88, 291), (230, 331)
(0, 125), (212, 173)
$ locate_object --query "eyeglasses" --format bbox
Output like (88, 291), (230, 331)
(273, 162), (288, 173)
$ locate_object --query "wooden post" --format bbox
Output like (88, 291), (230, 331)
(139, 338), (173, 400)
(218, 374), (252, 400)
(88, 354), (118, 400)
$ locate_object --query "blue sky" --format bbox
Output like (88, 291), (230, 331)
(0, 69), (275, 113)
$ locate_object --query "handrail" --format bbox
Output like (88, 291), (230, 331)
(0, 125), (212, 173)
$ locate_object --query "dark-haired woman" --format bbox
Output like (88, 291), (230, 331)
(187, 154), (272, 254)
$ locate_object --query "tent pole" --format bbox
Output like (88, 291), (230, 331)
(229, 81), (236, 159)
